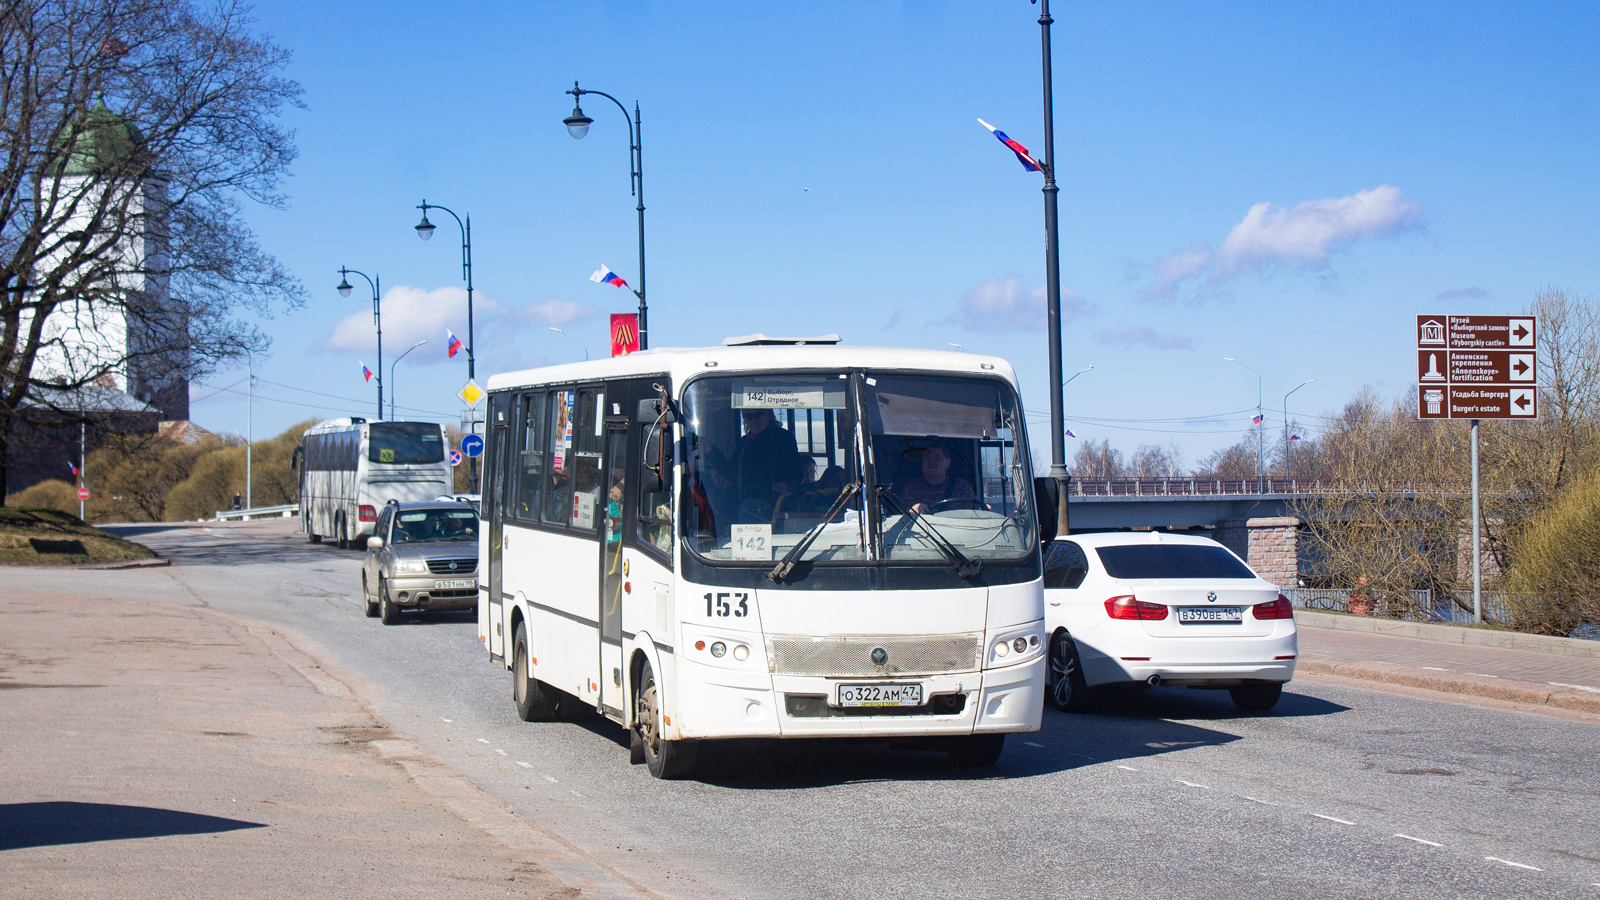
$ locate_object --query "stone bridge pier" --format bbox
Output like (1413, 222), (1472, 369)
(1214, 516), (1302, 587)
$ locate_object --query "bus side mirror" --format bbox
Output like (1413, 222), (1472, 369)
(636, 397), (676, 425)
(1033, 476), (1060, 543)
(291, 446), (301, 470)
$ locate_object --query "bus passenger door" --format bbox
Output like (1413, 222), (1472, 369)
(599, 422), (628, 716)
(486, 392), (512, 661)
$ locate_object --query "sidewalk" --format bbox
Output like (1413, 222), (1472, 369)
(1296, 615), (1600, 716)
(0, 588), (577, 899)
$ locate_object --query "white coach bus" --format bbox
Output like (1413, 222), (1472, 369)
(295, 418), (453, 548)
(479, 339), (1055, 778)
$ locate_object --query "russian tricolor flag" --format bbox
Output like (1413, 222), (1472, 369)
(1064, 428), (1077, 438)
(68, 460), (79, 476)
(977, 119), (1042, 173)
(446, 329), (463, 359)
(1251, 413), (1264, 425)
(1289, 433), (1303, 442)
(360, 361), (373, 382)
(590, 264), (629, 289)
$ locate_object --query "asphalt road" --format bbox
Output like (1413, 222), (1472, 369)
(19, 518), (1599, 900)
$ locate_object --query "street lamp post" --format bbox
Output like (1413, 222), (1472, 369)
(413, 201), (474, 381)
(1282, 379), (1315, 479)
(337, 267), (382, 419)
(549, 327), (589, 361)
(1224, 356), (1264, 493)
(1063, 365), (1094, 389)
(1036, 0), (1069, 537)
(563, 81), (648, 350)
(390, 340), (428, 420)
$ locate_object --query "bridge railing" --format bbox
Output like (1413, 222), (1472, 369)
(1064, 477), (1460, 498)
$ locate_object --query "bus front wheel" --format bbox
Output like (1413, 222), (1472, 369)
(636, 661), (697, 779)
(512, 622), (558, 722)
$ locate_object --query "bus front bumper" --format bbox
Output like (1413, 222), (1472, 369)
(671, 656), (1044, 740)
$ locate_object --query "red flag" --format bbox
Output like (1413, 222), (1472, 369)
(611, 314), (639, 357)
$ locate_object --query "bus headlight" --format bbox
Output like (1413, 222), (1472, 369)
(397, 559), (428, 575)
(988, 625), (1045, 668)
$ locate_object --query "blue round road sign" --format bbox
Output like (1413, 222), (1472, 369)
(448, 448), (463, 467)
(461, 433), (484, 458)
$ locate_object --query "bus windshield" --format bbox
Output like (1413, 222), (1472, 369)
(369, 422), (445, 465)
(681, 371), (1035, 566)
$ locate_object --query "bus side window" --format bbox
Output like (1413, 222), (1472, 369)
(515, 392), (547, 522)
(637, 420), (673, 556)
(309, 434), (323, 471)
(566, 389), (603, 532)
(544, 391), (576, 526)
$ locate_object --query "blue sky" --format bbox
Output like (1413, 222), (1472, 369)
(195, 1), (1599, 471)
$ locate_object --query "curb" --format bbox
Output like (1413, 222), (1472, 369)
(1295, 610), (1600, 660)
(1298, 655), (1600, 715)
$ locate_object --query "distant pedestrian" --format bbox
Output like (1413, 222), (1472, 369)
(231, 492), (242, 511)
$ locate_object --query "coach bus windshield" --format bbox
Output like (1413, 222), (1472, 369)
(368, 422), (445, 465)
(681, 371), (1035, 568)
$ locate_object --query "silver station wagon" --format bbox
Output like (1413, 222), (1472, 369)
(361, 501), (480, 625)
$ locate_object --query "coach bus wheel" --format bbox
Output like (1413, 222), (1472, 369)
(362, 575), (379, 618)
(512, 622), (558, 722)
(636, 661), (698, 779)
(378, 578), (401, 625)
(946, 733), (1006, 767)
(334, 515), (348, 550)
(1047, 631), (1096, 713)
(308, 531), (321, 544)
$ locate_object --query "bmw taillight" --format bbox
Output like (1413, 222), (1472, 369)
(1105, 595), (1168, 621)
(1252, 594), (1295, 620)
(358, 504), (377, 522)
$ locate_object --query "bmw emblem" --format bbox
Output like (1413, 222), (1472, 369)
(871, 648), (888, 666)
(1207, 591), (1218, 603)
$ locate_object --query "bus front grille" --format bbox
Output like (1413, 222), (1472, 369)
(767, 634), (983, 676)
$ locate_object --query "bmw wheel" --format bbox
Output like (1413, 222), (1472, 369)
(1047, 631), (1096, 713)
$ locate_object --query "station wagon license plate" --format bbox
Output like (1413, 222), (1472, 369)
(1178, 606), (1244, 624)
(836, 683), (923, 708)
(435, 578), (474, 590)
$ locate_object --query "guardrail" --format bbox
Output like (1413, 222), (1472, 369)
(214, 503), (299, 522)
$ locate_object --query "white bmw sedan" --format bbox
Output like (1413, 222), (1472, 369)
(1042, 532), (1297, 713)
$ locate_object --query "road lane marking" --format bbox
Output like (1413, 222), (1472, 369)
(494, 749), (508, 756)
(1548, 682), (1600, 694)
(1176, 780), (1210, 789)
(1244, 797), (1275, 806)
(516, 761), (531, 768)
(477, 738), (490, 744)
(1023, 741), (1044, 748)
(544, 775), (558, 783)
(441, 717), (452, 722)
(1395, 834), (1443, 847)
(1115, 765), (1138, 771)
(1313, 814), (1356, 826)
(1485, 857), (1542, 871)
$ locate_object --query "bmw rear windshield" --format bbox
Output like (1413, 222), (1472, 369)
(368, 422), (445, 465)
(1095, 544), (1256, 580)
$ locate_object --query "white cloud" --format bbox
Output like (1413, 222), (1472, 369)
(1138, 185), (1422, 300)
(934, 276), (1096, 333)
(1097, 326), (1194, 350)
(323, 285), (601, 366)
(1213, 185), (1420, 277)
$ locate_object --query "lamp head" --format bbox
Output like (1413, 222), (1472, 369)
(336, 275), (353, 298)
(564, 104), (592, 140)
(414, 214), (435, 241)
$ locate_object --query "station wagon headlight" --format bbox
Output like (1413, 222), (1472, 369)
(397, 559), (428, 575)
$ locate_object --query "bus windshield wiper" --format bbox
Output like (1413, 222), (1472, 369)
(767, 482), (861, 582)
(875, 485), (982, 579)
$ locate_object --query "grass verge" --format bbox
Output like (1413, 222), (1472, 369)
(0, 507), (156, 566)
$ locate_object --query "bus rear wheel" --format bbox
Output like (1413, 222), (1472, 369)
(636, 661), (697, 779)
(334, 515), (349, 550)
(512, 622), (558, 722)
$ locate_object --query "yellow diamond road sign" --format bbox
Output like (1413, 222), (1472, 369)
(457, 379), (484, 407)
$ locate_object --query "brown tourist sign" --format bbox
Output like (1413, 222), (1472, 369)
(1416, 315), (1537, 419)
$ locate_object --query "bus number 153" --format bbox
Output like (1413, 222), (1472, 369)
(705, 592), (749, 618)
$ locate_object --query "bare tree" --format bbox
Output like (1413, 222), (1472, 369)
(0, 0), (303, 500)
(1070, 439), (1125, 481)
(1192, 427), (1260, 480)
(1131, 442), (1183, 477)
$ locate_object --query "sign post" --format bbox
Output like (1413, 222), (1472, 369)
(1416, 314), (1538, 622)
(457, 379), (484, 493)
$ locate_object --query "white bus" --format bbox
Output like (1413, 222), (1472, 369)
(479, 340), (1053, 778)
(295, 418), (453, 548)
